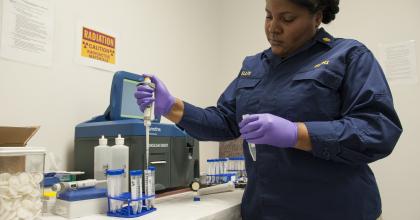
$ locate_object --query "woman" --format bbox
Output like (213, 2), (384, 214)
(135, 0), (402, 219)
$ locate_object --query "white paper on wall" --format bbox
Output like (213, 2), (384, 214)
(379, 40), (418, 85)
(0, 0), (54, 67)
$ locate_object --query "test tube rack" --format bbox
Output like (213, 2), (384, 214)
(206, 157), (246, 185)
(107, 192), (156, 218)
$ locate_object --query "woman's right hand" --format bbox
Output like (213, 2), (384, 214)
(134, 74), (175, 117)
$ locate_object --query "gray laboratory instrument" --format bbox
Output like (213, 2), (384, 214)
(74, 71), (200, 191)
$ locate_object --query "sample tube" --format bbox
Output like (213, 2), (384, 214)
(243, 115), (257, 161)
(236, 157), (240, 177)
(206, 159), (212, 185)
(208, 159), (213, 185)
(231, 158), (236, 172)
(144, 166), (156, 210)
(130, 170), (143, 214)
(217, 159), (221, 183)
(106, 169), (124, 213)
(219, 159), (223, 183)
(222, 158), (227, 173)
(216, 160), (220, 184)
(219, 159), (225, 183)
(240, 157), (246, 177)
(211, 160), (215, 184)
(212, 160), (216, 184)
(221, 158), (228, 183)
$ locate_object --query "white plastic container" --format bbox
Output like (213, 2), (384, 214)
(0, 147), (46, 220)
(94, 135), (111, 187)
(110, 134), (129, 192)
(54, 197), (107, 219)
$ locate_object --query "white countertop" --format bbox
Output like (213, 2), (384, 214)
(42, 189), (244, 220)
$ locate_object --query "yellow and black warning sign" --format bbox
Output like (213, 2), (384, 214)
(81, 27), (116, 64)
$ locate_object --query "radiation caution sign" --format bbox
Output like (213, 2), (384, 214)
(81, 27), (115, 64)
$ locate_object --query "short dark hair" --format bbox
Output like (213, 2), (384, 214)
(289, 0), (340, 24)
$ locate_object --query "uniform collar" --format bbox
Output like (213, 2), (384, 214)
(314, 28), (335, 48)
(262, 28), (335, 65)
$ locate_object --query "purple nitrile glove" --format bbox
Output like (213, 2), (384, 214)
(134, 74), (176, 117)
(239, 113), (298, 148)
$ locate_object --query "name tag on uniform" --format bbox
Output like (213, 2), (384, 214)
(240, 70), (252, 77)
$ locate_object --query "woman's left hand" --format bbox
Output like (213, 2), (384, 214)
(239, 113), (298, 148)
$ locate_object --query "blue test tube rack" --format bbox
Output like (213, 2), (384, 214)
(206, 173), (236, 184)
(107, 192), (156, 218)
(206, 157), (246, 185)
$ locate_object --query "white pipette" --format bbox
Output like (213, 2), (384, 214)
(142, 76), (155, 170)
(197, 181), (235, 196)
(52, 179), (106, 192)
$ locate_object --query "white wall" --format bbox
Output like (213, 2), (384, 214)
(0, 0), (221, 172)
(328, 1), (420, 220)
(219, 0), (420, 219)
(218, 0), (268, 90)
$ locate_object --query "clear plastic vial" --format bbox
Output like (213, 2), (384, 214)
(240, 157), (246, 177)
(129, 170), (143, 214)
(106, 169), (124, 213)
(94, 135), (111, 187)
(214, 159), (219, 184)
(216, 159), (221, 184)
(206, 160), (213, 185)
(144, 166), (156, 210)
(208, 159), (214, 184)
(222, 158), (227, 173)
(221, 158), (228, 183)
(243, 115), (257, 161)
(212, 159), (216, 184)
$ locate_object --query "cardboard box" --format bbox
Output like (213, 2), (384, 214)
(0, 126), (39, 173)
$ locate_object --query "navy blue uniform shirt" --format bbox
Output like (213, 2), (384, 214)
(178, 28), (402, 220)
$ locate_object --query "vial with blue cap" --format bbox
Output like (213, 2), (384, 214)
(144, 166), (156, 210)
(129, 170), (143, 214)
(206, 159), (213, 185)
(106, 169), (124, 213)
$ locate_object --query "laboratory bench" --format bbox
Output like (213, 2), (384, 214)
(42, 189), (244, 220)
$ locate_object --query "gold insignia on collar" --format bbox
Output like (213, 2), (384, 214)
(314, 60), (330, 68)
(322, 37), (331, 43)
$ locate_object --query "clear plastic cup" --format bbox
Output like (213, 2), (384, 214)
(0, 147), (46, 219)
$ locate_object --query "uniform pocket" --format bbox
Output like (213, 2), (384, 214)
(235, 78), (262, 118)
(293, 68), (342, 91)
(236, 78), (261, 89)
(289, 68), (342, 120)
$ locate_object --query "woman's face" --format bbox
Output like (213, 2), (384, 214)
(265, 0), (322, 57)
